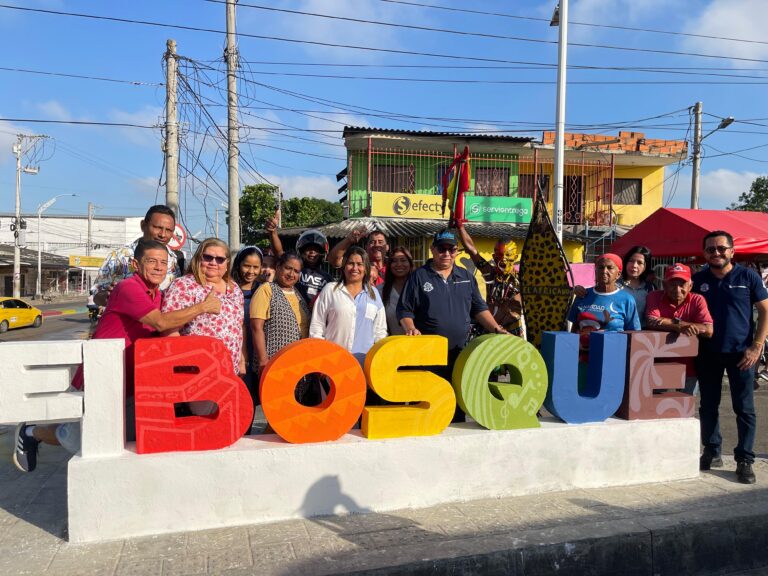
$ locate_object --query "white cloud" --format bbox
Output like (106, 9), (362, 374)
(241, 0), (411, 62)
(664, 168), (761, 209)
(36, 100), (72, 122)
(109, 105), (163, 148)
(680, 0), (768, 65)
(306, 111), (368, 135)
(262, 173), (338, 201)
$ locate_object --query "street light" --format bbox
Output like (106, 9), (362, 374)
(36, 194), (76, 299)
(690, 101), (734, 209)
(550, 0), (568, 242)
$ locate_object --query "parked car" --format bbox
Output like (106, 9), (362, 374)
(0, 297), (43, 333)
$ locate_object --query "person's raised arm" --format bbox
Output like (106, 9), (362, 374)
(327, 226), (367, 268)
(139, 290), (221, 333)
(264, 210), (284, 257)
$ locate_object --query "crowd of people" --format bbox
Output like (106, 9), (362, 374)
(11, 204), (768, 487)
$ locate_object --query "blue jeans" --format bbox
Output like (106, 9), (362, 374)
(696, 352), (756, 464)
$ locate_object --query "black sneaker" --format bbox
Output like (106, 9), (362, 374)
(13, 423), (39, 473)
(700, 452), (723, 471)
(736, 462), (756, 484)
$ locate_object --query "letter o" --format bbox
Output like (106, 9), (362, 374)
(260, 339), (367, 443)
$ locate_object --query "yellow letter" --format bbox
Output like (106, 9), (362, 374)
(362, 335), (455, 439)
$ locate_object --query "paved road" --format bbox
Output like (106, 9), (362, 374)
(0, 312), (91, 343)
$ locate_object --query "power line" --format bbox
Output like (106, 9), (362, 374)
(206, 0), (768, 64)
(0, 65), (162, 86)
(4, 3), (768, 65)
(374, 0), (768, 46)
(0, 117), (157, 128)
(239, 69), (768, 85)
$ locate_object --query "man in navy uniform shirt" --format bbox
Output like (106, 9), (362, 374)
(694, 230), (768, 484)
(397, 229), (508, 421)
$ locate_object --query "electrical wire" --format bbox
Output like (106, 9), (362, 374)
(4, 4), (768, 65)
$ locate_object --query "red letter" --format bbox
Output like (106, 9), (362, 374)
(134, 336), (254, 454)
(260, 339), (366, 443)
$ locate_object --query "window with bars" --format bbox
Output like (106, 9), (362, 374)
(612, 178), (642, 205)
(518, 174), (550, 201)
(474, 167), (509, 197)
(371, 164), (416, 194)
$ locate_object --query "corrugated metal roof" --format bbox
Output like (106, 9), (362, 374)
(274, 218), (583, 243)
(0, 244), (70, 269)
(343, 126), (534, 144)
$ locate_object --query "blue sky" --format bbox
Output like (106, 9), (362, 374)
(1, 0), (766, 241)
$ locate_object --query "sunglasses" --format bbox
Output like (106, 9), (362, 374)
(202, 253), (228, 265)
(704, 245), (732, 255)
(434, 245), (457, 254)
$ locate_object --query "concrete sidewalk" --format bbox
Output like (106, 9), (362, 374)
(1, 435), (768, 576)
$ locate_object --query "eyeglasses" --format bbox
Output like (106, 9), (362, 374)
(704, 245), (732, 255)
(434, 245), (457, 254)
(202, 253), (228, 265)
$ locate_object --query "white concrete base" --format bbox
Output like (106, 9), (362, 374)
(67, 417), (699, 543)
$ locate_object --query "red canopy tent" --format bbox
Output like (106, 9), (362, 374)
(610, 208), (768, 258)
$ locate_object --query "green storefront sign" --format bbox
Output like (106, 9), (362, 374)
(463, 196), (532, 224)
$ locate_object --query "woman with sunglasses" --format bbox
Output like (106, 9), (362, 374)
(378, 246), (414, 335)
(162, 238), (245, 376)
(231, 246), (264, 402)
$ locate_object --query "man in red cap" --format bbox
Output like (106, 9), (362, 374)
(646, 263), (713, 394)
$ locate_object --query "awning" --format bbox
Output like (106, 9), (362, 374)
(610, 208), (768, 258)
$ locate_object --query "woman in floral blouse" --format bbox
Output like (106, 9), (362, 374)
(162, 238), (245, 375)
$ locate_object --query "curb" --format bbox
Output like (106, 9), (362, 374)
(297, 496), (768, 576)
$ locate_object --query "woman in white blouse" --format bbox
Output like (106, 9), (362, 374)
(310, 246), (387, 366)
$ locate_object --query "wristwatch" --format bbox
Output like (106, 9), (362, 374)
(672, 317), (681, 325)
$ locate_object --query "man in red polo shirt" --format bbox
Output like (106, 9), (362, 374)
(646, 262), (713, 395)
(13, 240), (221, 473)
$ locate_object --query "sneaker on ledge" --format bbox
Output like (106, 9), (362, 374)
(736, 462), (756, 485)
(12, 423), (40, 473)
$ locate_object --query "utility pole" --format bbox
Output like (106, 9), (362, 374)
(551, 0), (568, 242)
(13, 136), (22, 298)
(225, 0), (241, 250)
(690, 102), (703, 210)
(690, 102), (733, 210)
(165, 39), (179, 217)
(87, 202), (94, 256)
(215, 208), (220, 238)
(11, 134), (46, 298)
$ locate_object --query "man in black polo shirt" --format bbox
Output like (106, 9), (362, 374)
(397, 229), (509, 421)
(694, 230), (768, 484)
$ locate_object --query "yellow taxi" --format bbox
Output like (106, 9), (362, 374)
(0, 297), (43, 333)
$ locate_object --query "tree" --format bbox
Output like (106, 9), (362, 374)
(729, 176), (768, 212)
(282, 196), (343, 229)
(239, 184), (344, 245)
(240, 184), (279, 245)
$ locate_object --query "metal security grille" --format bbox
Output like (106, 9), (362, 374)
(350, 144), (615, 226)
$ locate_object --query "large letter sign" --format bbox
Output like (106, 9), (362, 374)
(617, 331), (697, 420)
(452, 334), (547, 430)
(134, 336), (254, 454)
(541, 331), (627, 424)
(260, 339), (367, 443)
(363, 335), (455, 439)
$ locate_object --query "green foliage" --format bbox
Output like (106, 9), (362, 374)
(282, 196), (343, 229)
(728, 176), (768, 212)
(239, 184), (344, 245)
(240, 184), (279, 245)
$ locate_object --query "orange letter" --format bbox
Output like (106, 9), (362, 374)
(260, 339), (366, 443)
(134, 336), (254, 454)
(362, 335), (455, 439)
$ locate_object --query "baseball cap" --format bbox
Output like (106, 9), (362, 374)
(432, 229), (457, 246)
(665, 263), (691, 282)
